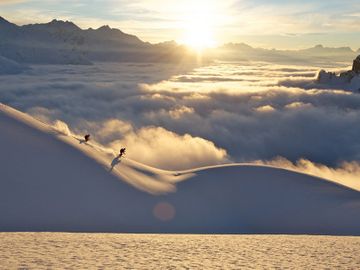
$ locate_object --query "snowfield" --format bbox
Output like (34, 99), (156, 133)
(1, 103), (360, 235)
(1, 233), (360, 269)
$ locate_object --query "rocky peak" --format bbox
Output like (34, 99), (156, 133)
(352, 55), (360, 73)
(98, 25), (112, 32)
(47, 19), (80, 30)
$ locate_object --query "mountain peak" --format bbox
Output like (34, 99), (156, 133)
(98, 25), (113, 32)
(47, 19), (80, 30)
(96, 25), (127, 36)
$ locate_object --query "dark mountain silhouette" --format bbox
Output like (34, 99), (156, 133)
(0, 17), (195, 65)
(0, 16), (357, 66)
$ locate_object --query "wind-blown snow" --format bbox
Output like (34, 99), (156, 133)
(1, 103), (360, 234)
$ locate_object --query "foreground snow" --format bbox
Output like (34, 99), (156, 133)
(1, 233), (360, 269)
(1, 103), (360, 234)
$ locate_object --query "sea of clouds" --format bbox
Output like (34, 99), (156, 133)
(1, 59), (360, 187)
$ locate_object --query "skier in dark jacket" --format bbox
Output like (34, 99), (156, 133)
(119, 147), (126, 158)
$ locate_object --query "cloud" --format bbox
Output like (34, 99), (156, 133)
(168, 106), (194, 119)
(255, 105), (276, 113)
(0, 0), (26, 5)
(284, 101), (313, 110)
(83, 119), (133, 143)
(230, 0), (360, 35)
(1, 60), (360, 170)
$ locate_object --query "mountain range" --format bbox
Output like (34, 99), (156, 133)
(0, 16), (359, 65)
(214, 43), (359, 64)
(0, 16), (194, 65)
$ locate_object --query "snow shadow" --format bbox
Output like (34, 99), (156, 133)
(110, 157), (122, 172)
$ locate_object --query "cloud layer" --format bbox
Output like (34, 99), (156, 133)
(1, 60), (360, 173)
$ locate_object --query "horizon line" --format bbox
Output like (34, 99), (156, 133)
(1, 15), (360, 52)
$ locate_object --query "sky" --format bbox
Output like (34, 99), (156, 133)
(1, 0), (360, 49)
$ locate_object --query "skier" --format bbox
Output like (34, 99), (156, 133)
(119, 147), (126, 158)
(84, 134), (91, 142)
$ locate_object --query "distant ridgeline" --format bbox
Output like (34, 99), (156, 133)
(0, 16), (195, 65)
(211, 43), (359, 64)
(0, 16), (359, 65)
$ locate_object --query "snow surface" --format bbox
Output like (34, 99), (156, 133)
(1, 103), (360, 234)
(1, 233), (360, 269)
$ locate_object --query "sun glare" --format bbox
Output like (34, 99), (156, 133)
(183, 26), (216, 51)
(180, 2), (218, 51)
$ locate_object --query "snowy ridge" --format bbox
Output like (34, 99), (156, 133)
(0, 103), (191, 195)
(1, 103), (360, 234)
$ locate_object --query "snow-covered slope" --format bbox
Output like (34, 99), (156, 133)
(1, 103), (360, 235)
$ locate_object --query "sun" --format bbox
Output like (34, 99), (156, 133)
(179, 2), (218, 52)
(182, 25), (216, 51)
